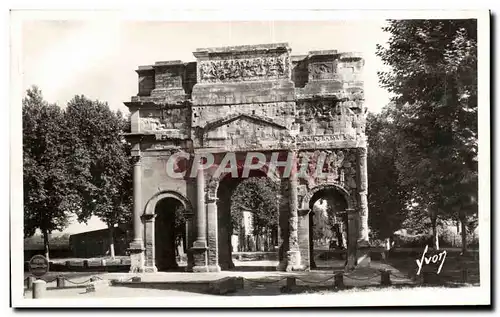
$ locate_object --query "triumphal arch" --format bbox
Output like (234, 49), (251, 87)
(124, 43), (370, 273)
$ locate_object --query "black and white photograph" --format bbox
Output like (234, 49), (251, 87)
(9, 8), (490, 308)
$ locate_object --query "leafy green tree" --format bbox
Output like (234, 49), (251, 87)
(64, 95), (133, 258)
(367, 108), (410, 241)
(376, 20), (477, 250)
(23, 86), (76, 261)
(311, 203), (333, 242)
(231, 177), (279, 251)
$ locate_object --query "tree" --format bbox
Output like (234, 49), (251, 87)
(311, 202), (333, 242)
(367, 108), (410, 242)
(65, 95), (133, 258)
(23, 86), (76, 261)
(231, 177), (279, 251)
(376, 20), (478, 250)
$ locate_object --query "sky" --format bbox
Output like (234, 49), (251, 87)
(21, 20), (392, 234)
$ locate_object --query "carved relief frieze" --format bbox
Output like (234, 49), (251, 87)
(199, 55), (290, 83)
(309, 62), (337, 80)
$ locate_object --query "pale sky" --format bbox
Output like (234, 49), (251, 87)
(21, 20), (392, 234)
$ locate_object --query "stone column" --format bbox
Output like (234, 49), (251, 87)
(357, 147), (370, 246)
(345, 208), (358, 271)
(286, 151), (302, 271)
(206, 196), (221, 272)
(185, 212), (195, 271)
(142, 214), (157, 272)
(276, 191), (288, 271)
(297, 209), (310, 270)
(191, 163), (208, 272)
(129, 156), (145, 273)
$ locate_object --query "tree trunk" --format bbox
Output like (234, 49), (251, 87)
(108, 225), (115, 259)
(460, 211), (468, 255)
(42, 229), (50, 262)
(430, 210), (439, 250)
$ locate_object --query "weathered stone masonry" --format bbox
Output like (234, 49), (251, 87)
(124, 43), (370, 273)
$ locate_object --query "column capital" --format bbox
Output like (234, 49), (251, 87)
(358, 147), (367, 157)
(132, 155), (142, 165)
(206, 196), (219, 204)
(141, 213), (156, 222)
(346, 208), (358, 219)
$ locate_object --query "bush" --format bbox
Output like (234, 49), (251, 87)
(394, 234), (433, 248)
(394, 229), (479, 249)
(439, 227), (479, 248)
(369, 239), (387, 248)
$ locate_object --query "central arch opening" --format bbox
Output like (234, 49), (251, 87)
(154, 197), (186, 271)
(217, 169), (280, 271)
(308, 187), (348, 270)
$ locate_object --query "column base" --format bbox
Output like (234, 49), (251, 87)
(192, 266), (210, 272)
(276, 260), (287, 271)
(207, 265), (221, 272)
(285, 250), (304, 272)
(128, 248), (145, 273)
(144, 266), (158, 273)
(345, 249), (357, 272)
(189, 244), (208, 273)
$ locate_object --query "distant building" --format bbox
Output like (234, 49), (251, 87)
(24, 241), (72, 262)
(69, 225), (132, 258)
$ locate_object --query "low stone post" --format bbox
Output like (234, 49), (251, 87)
(56, 276), (65, 288)
(461, 268), (468, 284)
(286, 277), (296, 289)
(26, 276), (35, 290)
(334, 272), (344, 289)
(380, 269), (391, 286)
(422, 271), (439, 285)
(32, 279), (47, 299)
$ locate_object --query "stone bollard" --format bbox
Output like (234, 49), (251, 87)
(56, 276), (65, 288)
(32, 279), (47, 299)
(461, 268), (468, 284)
(101, 259), (106, 267)
(422, 271), (439, 285)
(234, 277), (244, 290)
(380, 270), (391, 286)
(26, 276), (35, 290)
(334, 272), (345, 289)
(286, 277), (296, 289)
(83, 260), (89, 269)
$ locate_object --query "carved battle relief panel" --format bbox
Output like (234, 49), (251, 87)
(298, 149), (357, 194)
(294, 100), (365, 143)
(198, 54), (290, 83)
(139, 108), (190, 136)
(309, 62), (337, 80)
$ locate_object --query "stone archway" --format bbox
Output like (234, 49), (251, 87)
(142, 191), (194, 272)
(208, 165), (282, 271)
(300, 183), (355, 211)
(300, 184), (355, 270)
